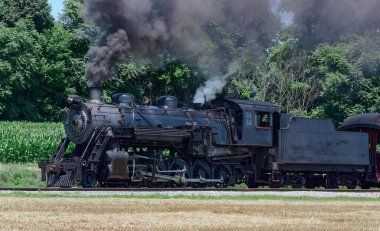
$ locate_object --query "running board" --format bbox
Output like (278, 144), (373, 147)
(140, 171), (224, 184)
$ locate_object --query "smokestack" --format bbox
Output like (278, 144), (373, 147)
(89, 87), (102, 103)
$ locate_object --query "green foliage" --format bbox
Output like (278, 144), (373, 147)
(60, 0), (84, 30)
(103, 57), (203, 105)
(153, 58), (201, 103)
(0, 0), (378, 129)
(0, 19), (87, 121)
(0, 19), (41, 120)
(309, 35), (380, 125)
(0, 122), (65, 163)
(252, 36), (319, 115)
(228, 183), (249, 189)
(0, 163), (45, 188)
(0, 0), (54, 32)
(37, 23), (88, 120)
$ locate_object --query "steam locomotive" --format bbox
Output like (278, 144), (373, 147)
(39, 87), (380, 189)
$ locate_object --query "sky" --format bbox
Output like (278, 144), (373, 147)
(48, 0), (64, 19)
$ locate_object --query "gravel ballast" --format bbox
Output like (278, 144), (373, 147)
(1, 190), (380, 198)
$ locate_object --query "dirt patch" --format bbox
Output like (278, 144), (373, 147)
(0, 198), (379, 230)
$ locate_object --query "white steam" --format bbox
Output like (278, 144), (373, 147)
(193, 66), (237, 103)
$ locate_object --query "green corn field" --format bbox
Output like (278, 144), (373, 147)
(0, 122), (65, 163)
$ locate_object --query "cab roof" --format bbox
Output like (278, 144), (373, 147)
(212, 99), (279, 112)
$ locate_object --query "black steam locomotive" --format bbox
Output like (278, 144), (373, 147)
(40, 87), (380, 189)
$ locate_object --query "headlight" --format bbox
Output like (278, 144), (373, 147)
(65, 94), (83, 105)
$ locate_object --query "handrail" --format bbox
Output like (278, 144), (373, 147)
(81, 128), (100, 159)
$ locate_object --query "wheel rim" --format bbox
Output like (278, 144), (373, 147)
(326, 176), (339, 189)
(288, 175), (305, 189)
(82, 170), (97, 188)
(342, 175), (358, 189)
(214, 164), (231, 188)
(169, 158), (189, 187)
(269, 173), (284, 188)
(191, 160), (211, 188)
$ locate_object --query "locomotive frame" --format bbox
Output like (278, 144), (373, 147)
(39, 87), (380, 189)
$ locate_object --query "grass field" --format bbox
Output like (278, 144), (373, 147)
(0, 197), (379, 230)
(0, 163), (45, 188)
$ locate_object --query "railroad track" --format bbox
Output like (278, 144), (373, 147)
(1, 187), (380, 193)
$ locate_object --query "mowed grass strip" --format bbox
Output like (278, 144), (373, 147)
(2, 192), (380, 202)
(0, 197), (379, 231)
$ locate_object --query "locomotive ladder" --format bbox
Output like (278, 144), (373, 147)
(82, 127), (112, 163)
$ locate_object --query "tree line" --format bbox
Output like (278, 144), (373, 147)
(0, 0), (379, 125)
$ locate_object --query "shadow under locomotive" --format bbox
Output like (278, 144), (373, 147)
(39, 87), (380, 189)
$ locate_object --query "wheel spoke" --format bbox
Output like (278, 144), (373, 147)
(169, 158), (189, 187)
(214, 164), (232, 188)
(191, 160), (211, 188)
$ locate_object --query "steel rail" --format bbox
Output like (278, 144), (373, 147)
(0, 188), (380, 193)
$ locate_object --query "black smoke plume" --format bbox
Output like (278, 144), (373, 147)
(280, 0), (380, 48)
(84, 0), (279, 87)
(87, 30), (130, 87)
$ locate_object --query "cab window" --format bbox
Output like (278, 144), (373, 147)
(245, 111), (254, 126)
(256, 112), (271, 128)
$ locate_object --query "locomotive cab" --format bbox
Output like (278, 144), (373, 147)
(212, 99), (279, 146)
